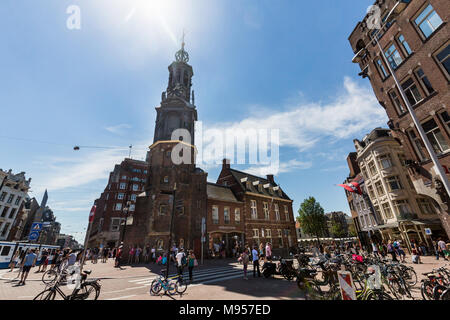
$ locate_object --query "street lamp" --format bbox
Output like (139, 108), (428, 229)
(352, 1), (450, 199)
(120, 201), (131, 246)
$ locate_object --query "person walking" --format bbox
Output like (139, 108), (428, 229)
(135, 247), (142, 264)
(143, 245), (150, 263)
(151, 246), (156, 263)
(387, 241), (398, 262)
(19, 249), (37, 285)
(396, 240), (406, 263)
(38, 249), (50, 273)
(252, 246), (261, 278)
(176, 249), (186, 276)
(115, 245), (123, 268)
(371, 242), (379, 258)
(239, 249), (250, 280)
(265, 242), (272, 261)
(102, 247), (109, 263)
(128, 246), (135, 264)
(9, 250), (20, 273)
(437, 238), (449, 261)
(187, 250), (197, 283)
(410, 239), (422, 264)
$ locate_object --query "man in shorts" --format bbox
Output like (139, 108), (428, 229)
(19, 249), (37, 285)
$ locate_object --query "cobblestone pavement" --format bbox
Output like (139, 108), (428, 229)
(0, 255), (447, 300)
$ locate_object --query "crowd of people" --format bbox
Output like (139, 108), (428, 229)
(8, 247), (81, 286)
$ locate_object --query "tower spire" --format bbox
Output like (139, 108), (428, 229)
(175, 29), (189, 63)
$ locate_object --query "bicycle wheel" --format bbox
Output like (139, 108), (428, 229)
(403, 268), (417, 286)
(42, 269), (58, 284)
(167, 281), (177, 296)
(440, 287), (450, 300)
(421, 280), (434, 300)
(33, 289), (56, 300)
(78, 282), (100, 300)
(432, 285), (447, 300)
(176, 279), (188, 294)
(367, 291), (394, 300)
(150, 279), (162, 295)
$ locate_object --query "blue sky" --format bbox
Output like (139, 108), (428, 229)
(0, 0), (389, 243)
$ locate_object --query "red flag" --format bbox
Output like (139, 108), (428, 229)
(89, 205), (96, 223)
(338, 181), (362, 195)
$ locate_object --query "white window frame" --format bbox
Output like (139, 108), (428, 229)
(250, 200), (257, 219)
(234, 208), (240, 224)
(263, 202), (269, 220)
(115, 203), (122, 211)
(212, 206), (219, 224)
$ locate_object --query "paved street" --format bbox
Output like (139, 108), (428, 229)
(0, 258), (304, 300)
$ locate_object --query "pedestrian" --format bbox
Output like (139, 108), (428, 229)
(176, 248), (186, 276)
(437, 238), (449, 261)
(265, 242), (272, 261)
(371, 242), (379, 258)
(396, 240), (406, 263)
(259, 243), (265, 260)
(187, 250), (197, 283)
(151, 246), (156, 263)
(67, 250), (77, 267)
(37, 249), (49, 273)
(239, 249), (250, 280)
(252, 246), (261, 278)
(9, 250), (20, 273)
(135, 247), (142, 264)
(115, 245), (123, 268)
(112, 247), (117, 260)
(128, 246), (135, 264)
(102, 247), (109, 263)
(19, 249), (37, 285)
(387, 240), (398, 262)
(410, 240), (422, 264)
(144, 245), (150, 263)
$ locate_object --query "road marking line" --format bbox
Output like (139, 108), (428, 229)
(129, 266), (242, 283)
(135, 268), (243, 285)
(102, 286), (147, 294)
(105, 294), (137, 300)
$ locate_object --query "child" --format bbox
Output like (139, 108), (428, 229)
(240, 249), (250, 280)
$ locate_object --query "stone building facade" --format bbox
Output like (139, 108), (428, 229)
(353, 127), (445, 252)
(0, 169), (30, 241)
(348, 0), (450, 237)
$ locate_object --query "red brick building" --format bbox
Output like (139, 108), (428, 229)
(115, 42), (297, 260)
(88, 158), (148, 248)
(348, 0), (450, 237)
(216, 160), (297, 256)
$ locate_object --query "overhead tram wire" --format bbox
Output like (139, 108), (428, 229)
(0, 135), (148, 151)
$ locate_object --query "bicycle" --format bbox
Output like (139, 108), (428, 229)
(150, 271), (177, 296)
(34, 270), (101, 300)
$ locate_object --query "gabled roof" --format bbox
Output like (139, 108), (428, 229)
(228, 168), (291, 201)
(207, 183), (241, 203)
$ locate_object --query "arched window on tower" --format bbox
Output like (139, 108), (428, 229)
(183, 72), (189, 86)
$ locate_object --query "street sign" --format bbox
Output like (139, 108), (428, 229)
(425, 228), (432, 235)
(201, 217), (205, 233)
(337, 271), (356, 300)
(29, 231), (40, 241)
(31, 222), (43, 232)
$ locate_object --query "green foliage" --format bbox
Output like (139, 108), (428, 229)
(297, 197), (327, 239)
(330, 219), (347, 238)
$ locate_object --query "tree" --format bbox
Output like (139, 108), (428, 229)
(330, 219), (347, 238)
(297, 197), (327, 244)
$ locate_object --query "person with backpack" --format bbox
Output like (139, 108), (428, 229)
(176, 249), (186, 276)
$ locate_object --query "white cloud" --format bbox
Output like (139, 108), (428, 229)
(105, 123), (132, 134)
(197, 77), (388, 167)
(245, 159), (313, 176)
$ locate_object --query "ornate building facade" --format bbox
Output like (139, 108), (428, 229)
(348, 0), (450, 237)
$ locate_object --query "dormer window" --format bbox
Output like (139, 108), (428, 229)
(258, 184), (263, 193)
(246, 181), (251, 190)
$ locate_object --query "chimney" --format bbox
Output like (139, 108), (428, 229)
(266, 174), (274, 184)
(222, 158), (230, 169)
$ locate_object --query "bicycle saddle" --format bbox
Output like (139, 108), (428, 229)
(84, 270), (92, 275)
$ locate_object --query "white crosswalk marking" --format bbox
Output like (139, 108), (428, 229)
(128, 265), (245, 286)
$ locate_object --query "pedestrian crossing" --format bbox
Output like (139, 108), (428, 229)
(128, 265), (245, 286)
